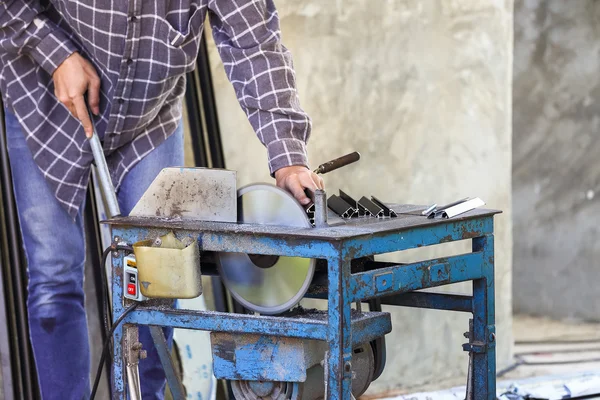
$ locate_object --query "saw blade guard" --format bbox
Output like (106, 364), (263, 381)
(217, 183), (315, 315)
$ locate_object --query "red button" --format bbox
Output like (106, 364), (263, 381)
(127, 284), (136, 296)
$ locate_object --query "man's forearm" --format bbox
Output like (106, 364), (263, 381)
(207, 0), (312, 174)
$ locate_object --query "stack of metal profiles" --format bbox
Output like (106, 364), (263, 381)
(327, 190), (398, 219)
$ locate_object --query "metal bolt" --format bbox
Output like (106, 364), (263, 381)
(344, 361), (352, 373)
(489, 333), (496, 342)
(113, 236), (121, 243)
(153, 237), (162, 247)
(132, 342), (143, 350)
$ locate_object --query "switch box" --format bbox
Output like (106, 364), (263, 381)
(123, 255), (146, 302)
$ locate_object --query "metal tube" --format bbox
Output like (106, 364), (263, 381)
(126, 365), (142, 400)
(89, 130), (121, 217)
(124, 325), (143, 400)
(314, 189), (328, 228)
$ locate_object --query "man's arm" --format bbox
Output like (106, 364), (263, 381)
(208, 0), (323, 204)
(0, 0), (100, 136)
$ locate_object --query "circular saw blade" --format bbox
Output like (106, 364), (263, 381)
(217, 183), (315, 315)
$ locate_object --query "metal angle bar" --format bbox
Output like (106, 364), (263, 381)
(358, 196), (383, 218)
(149, 326), (186, 400)
(379, 292), (473, 313)
(306, 291), (472, 313)
(126, 309), (329, 340)
(327, 195), (355, 219)
(348, 252), (484, 302)
(442, 198), (485, 219)
(112, 226), (341, 259)
(349, 313), (392, 345)
(201, 233), (340, 258)
(371, 196), (397, 218)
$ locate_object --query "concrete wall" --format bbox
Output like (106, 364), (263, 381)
(513, 1), (600, 321)
(205, 1), (513, 393)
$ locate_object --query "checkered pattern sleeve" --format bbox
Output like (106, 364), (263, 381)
(0, 0), (77, 75)
(208, 0), (312, 174)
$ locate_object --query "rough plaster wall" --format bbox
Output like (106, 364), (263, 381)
(513, 1), (600, 321)
(206, 0), (513, 392)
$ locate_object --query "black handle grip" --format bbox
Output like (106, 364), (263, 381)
(314, 151), (361, 175)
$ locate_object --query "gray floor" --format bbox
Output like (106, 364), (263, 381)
(363, 315), (600, 399)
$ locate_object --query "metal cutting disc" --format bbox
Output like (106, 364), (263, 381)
(217, 183), (315, 315)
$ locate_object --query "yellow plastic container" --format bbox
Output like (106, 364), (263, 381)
(132, 232), (202, 299)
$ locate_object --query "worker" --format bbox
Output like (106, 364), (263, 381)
(0, 1), (324, 398)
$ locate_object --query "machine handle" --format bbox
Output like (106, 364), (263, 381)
(88, 110), (121, 217)
(313, 151), (361, 175)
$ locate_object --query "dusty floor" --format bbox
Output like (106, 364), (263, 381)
(364, 314), (600, 399)
(500, 315), (600, 381)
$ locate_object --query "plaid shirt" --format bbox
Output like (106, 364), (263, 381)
(0, 0), (311, 218)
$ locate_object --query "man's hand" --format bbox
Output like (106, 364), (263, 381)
(275, 166), (325, 206)
(52, 52), (101, 138)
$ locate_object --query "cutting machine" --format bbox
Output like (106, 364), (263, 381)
(91, 130), (499, 399)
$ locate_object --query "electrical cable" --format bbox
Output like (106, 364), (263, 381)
(497, 353), (600, 379)
(100, 245), (133, 331)
(89, 244), (135, 400)
(90, 302), (139, 400)
(516, 346), (600, 356)
(516, 338), (600, 345)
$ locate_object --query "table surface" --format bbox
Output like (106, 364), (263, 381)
(105, 204), (500, 242)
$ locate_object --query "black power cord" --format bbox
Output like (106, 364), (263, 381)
(89, 245), (135, 400)
(90, 302), (139, 400)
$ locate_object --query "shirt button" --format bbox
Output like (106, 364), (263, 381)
(130, 15), (137, 22)
(118, 98), (125, 104)
(126, 58), (133, 65)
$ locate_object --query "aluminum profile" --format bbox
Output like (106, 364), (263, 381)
(327, 195), (356, 219)
(371, 196), (397, 218)
(339, 190), (361, 217)
(358, 196), (384, 218)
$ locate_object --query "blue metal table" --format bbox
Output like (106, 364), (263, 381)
(106, 205), (499, 399)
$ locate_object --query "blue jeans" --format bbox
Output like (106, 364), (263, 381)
(5, 110), (184, 399)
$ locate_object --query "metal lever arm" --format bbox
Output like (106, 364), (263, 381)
(88, 110), (121, 217)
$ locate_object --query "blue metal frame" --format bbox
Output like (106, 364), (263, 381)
(109, 212), (496, 400)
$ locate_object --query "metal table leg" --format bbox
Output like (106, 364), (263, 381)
(326, 256), (353, 399)
(112, 322), (126, 399)
(471, 235), (496, 399)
